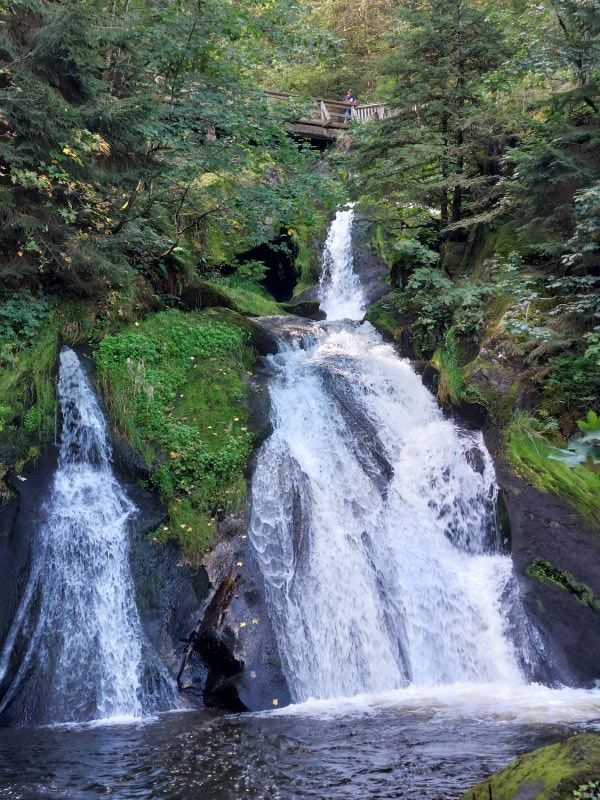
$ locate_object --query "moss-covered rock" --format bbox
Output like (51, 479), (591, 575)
(180, 278), (284, 317)
(462, 734), (600, 800)
(463, 357), (520, 424)
(95, 308), (261, 561)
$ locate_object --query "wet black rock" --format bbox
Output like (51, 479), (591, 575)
(490, 451), (600, 687)
(178, 528), (291, 712)
(282, 296), (326, 320)
(350, 212), (390, 307)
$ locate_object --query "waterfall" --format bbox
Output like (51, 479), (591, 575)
(0, 348), (176, 724)
(318, 204), (365, 321)
(250, 208), (528, 703)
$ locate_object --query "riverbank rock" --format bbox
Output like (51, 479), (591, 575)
(462, 733), (600, 799)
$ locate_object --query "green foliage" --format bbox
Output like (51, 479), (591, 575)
(541, 355), (600, 418)
(0, 321), (59, 467)
(389, 238), (439, 289)
(96, 309), (255, 560)
(494, 252), (551, 341)
(0, 0), (336, 298)
(431, 333), (463, 406)
(0, 291), (54, 366)
(392, 268), (494, 356)
(574, 781), (600, 799)
(551, 410), (600, 466)
(505, 412), (600, 527)
(0, 406), (11, 433)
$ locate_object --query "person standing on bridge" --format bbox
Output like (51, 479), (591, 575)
(343, 89), (356, 122)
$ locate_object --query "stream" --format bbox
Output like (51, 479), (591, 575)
(1, 205), (600, 798)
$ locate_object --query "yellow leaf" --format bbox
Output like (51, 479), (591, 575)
(272, 698), (278, 706)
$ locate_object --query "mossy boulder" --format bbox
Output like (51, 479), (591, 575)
(462, 734), (600, 800)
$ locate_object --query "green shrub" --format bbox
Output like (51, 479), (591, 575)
(392, 268), (494, 356)
(390, 238), (439, 289)
(0, 291), (54, 366)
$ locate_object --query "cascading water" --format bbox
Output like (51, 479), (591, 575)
(250, 207), (534, 702)
(0, 348), (176, 724)
(318, 203), (365, 321)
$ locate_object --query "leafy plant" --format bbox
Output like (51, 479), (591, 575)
(390, 238), (439, 289)
(0, 406), (11, 434)
(393, 267), (494, 356)
(574, 780), (600, 799)
(0, 292), (54, 366)
(551, 411), (600, 466)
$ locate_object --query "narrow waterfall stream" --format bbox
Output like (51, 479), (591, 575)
(0, 348), (176, 725)
(250, 207), (529, 702)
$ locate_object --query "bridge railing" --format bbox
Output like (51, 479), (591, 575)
(265, 91), (387, 130)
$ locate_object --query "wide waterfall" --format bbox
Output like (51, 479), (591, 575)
(250, 208), (531, 702)
(0, 348), (176, 724)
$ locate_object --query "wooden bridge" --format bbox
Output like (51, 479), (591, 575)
(265, 91), (387, 142)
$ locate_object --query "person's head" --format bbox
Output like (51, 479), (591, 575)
(347, 89), (353, 96)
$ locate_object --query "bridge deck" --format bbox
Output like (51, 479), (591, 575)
(265, 91), (387, 141)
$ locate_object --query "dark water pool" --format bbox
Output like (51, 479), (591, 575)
(0, 697), (594, 800)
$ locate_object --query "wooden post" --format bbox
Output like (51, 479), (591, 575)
(320, 100), (331, 125)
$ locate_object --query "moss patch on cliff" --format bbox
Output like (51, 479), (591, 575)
(211, 279), (284, 317)
(463, 734), (600, 800)
(365, 300), (402, 341)
(526, 558), (600, 614)
(505, 414), (600, 527)
(96, 308), (255, 560)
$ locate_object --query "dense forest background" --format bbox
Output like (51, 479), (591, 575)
(0, 0), (599, 529)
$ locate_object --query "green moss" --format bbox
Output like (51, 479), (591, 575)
(96, 308), (256, 561)
(526, 558), (600, 613)
(462, 361), (519, 424)
(505, 414), (600, 527)
(365, 299), (401, 341)
(208, 279), (284, 317)
(432, 338), (463, 406)
(462, 734), (600, 800)
(372, 223), (396, 270)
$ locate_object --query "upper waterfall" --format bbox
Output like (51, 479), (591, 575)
(250, 209), (532, 703)
(0, 348), (176, 724)
(318, 205), (365, 321)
